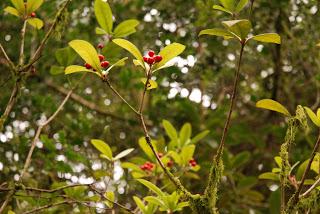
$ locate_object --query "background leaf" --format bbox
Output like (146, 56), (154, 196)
(94, 0), (113, 34)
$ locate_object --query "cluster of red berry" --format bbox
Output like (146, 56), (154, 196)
(84, 44), (109, 70)
(143, 50), (162, 65)
(189, 158), (197, 167)
(140, 161), (155, 171)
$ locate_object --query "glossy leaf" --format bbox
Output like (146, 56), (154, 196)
(69, 40), (101, 71)
(90, 139), (113, 160)
(235, 0), (249, 13)
(304, 107), (320, 127)
(104, 191), (114, 208)
(50, 66), (64, 75)
(113, 19), (140, 38)
(137, 179), (164, 196)
(162, 120), (178, 140)
(212, 5), (233, 15)
(27, 0), (43, 14)
(199, 28), (234, 39)
(106, 57), (128, 72)
(64, 65), (93, 75)
(258, 172), (279, 181)
(141, 78), (158, 90)
(4, 6), (20, 17)
(144, 196), (165, 207)
(219, 0), (235, 11)
(113, 148), (134, 160)
(10, 0), (24, 14)
(112, 39), (143, 61)
(133, 196), (146, 213)
(256, 99), (291, 116)
(179, 123), (191, 146)
(95, 27), (107, 35)
(94, 0), (113, 34)
(154, 43), (185, 69)
(222, 19), (252, 40)
(252, 33), (281, 44)
(27, 18), (44, 29)
(138, 137), (157, 160)
(181, 145), (195, 165)
(190, 130), (210, 144)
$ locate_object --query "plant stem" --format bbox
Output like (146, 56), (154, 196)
(0, 43), (15, 70)
(300, 176), (320, 198)
(290, 132), (320, 205)
(19, 20), (27, 66)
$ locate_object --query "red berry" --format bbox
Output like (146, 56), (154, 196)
(98, 54), (105, 62)
(189, 159), (195, 164)
(148, 50), (155, 57)
(147, 57), (155, 65)
(143, 56), (148, 63)
(84, 63), (92, 69)
(158, 153), (164, 158)
(154, 55), (162, 63)
(97, 43), (104, 49)
(101, 61), (110, 68)
(30, 12), (36, 18)
(191, 162), (197, 167)
(167, 160), (174, 168)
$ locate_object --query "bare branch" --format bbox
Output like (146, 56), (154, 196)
(300, 176), (320, 198)
(0, 43), (15, 69)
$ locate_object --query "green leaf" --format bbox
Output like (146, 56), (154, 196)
(104, 191), (114, 208)
(304, 107), (320, 127)
(90, 139), (113, 160)
(50, 66), (64, 75)
(274, 156), (282, 168)
(113, 19), (140, 38)
(94, 0), (113, 34)
(251, 33), (281, 44)
(27, 0), (43, 14)
(235, 0), (249, 13)
(106, 57), (128, 73)
(154, 43), (185, 69)
(4, 6), (20, 17)
(162, 120), (178, 141)
(179, 123), (191, 146)
(199, 28), (234, 39)
(219, 0), (235, 11)
(256, 99), (291, 116)
(113, 148), (134, 160)
(190, 130), (209, 144)
(144, 196), (165, 207)
(138, 137), (158, 161)
(112, 39), (143, 62)
(95, 27), (107, 35)
(231, 151), (250, 168)
(69, 40), (101, 71)
(121, 162), (144, 172)
(27, 18), (44, 29)
(133, 196), (146, 213)
(8, 210), (15, 214)
(55, 47), (76, 67)
(212, 5), (233, 15)
(222, 19), (252, 40)
(137, 179), (164, 196)
(258, 172), (279, 181)
(181, 145), (195, 165)
(176, 202), (189, 210)
(141, 78), (158, 90)
(10, 0), (25, 15)
(64, 65), (95, 75)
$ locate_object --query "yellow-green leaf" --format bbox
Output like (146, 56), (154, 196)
(317, 108), (320, 118)
(106, 57), (128, 72)
(140, 78), (158, 90)
(222, 19), (252, 40)
(113, 148), (134, 160)
(95, 27), (107, 35)
(219, 0), (235, 11)
(251, 33), (281, 44)
(91, 139), (113, 160)
(27, 0), (43, 14)
(212, 5), (233, 15)
(10, 0), (25, 15)
(258, 172), (279, 181)
(65, 65), (94, 74)
(154, 43), (185, 69)
(27, 18), (43, 29)
(69, 40), (101, 71)
(304, 107), (320, 127)
(104, 191), (114, 208)
(94, 0), (113, 34)
(113, 19), (139, 38)
(4, 6), (20, 17)
(235, 0), (249, 13)
(133, 196), (146, 213)
(199, 28), (234, 39)
(256, 99), (291, 116)
(136, 179), (164, 196)
(112, 38), (143, 61)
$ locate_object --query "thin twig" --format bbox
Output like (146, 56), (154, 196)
(0, 43), (15, 69)
(291, 132), (320, 204)
(300, 176), (320, 198)
(19, 20), (27, 66)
